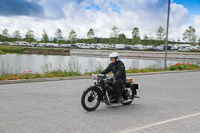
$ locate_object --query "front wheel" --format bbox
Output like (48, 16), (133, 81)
(81, 87), (101, 111)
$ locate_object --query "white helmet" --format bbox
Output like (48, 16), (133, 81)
(109, 52), (119, 61)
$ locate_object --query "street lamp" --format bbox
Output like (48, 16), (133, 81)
(164, 0), (171, 71)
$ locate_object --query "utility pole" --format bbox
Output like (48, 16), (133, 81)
(164, 0), (171, 71)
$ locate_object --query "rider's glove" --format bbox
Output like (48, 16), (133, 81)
(110, 76), (115, 82)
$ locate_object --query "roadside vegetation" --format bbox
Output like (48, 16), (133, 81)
(0, 62), (199, 81)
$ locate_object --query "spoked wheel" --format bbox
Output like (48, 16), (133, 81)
(122, 87), (134, 105)
(81, 87), (101, 111)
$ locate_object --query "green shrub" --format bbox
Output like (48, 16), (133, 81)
(167, 63), (200, 71)
(0, 50), (4, 54)
(168, 65), (177, 71)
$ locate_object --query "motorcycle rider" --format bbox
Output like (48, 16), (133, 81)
(100, 52), (126, 103)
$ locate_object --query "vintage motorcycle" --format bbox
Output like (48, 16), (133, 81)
(81, 74), (139, 111)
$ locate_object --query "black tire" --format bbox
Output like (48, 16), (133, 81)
(122, 87), (134, 105)
(81, 87), (101, 111)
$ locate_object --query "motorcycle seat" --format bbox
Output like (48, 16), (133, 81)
(126, 78), (132, 83)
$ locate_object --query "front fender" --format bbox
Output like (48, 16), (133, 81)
(83, 86), (103, 101)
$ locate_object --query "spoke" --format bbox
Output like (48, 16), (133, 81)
(86, 93), (91, 97)
(84, 90), (99, 108)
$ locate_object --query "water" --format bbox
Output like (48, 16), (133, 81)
(0, 54), (199, 74)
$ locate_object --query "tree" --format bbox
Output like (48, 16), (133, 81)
(68, 29), (77, 44)
(2, 29), (9, 41)
(109, 26), (120, 44)
(183, 26), (196, 44)
(132, 27), (141, 45)
(25, 29), (34, 43)
(198, 38), (200, 45)
(2, 29), (9, 37)
(13, 30), (21, 41)
(87, 29), (94, 39)
(142, 34), (149, 45)
(177, 37), (181, 44)
(55, 29), (63, 44)
(110, 26), (120, 38)
(143, 34), (148, 40)
(156, 26), (165, 40)
(118, 33), (126, 44)
(144, 34), (149, 41)
(92, 37), (97, 44)
(41, 29), (49, 44)
(87, 29), (95, 44)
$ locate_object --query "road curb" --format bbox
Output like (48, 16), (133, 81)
(1, 69), (200, 85)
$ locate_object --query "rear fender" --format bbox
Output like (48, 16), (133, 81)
(130, 83), (139, 89)
(130, 83), (139, 96)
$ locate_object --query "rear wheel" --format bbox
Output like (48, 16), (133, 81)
(122, 87), (134, 105)
(81, 87), (101, 111)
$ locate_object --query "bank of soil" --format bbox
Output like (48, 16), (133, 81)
(22, 49), (70, 55)
(0, 45), (70, 55)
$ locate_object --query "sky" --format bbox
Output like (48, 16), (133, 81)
(0, 0), (200, 42)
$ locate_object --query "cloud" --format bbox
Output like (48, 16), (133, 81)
(0, 0), (194, 41)
(167, 3), (189, 41)
(39, 0), (86, 19)
(0, 0), (44, 17)
(193, 15), (200, 39)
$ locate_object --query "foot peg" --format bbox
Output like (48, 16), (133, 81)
(134, 95), (140, 98)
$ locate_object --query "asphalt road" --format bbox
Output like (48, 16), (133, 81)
(0, 71), (200, 133)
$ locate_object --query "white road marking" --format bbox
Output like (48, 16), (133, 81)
(116, 112), (200, 133)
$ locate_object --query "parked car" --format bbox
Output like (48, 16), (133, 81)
(146, 45), (155, 50)
(125, 45), (131, 50)
(59, 44), (71, 48)
(8, 42), (16, 46)
(115, 44), (125, 50)
(31, 43), (38, 47)
(133, 44), (144, 50)
(156, 45), (164, 51)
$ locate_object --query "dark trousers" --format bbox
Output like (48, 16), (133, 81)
(111, 79), (122, 98)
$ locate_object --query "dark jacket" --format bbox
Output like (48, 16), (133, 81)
(100, 60), (126, 83)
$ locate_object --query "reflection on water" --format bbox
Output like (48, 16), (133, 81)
(0, 54), (199, 74)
